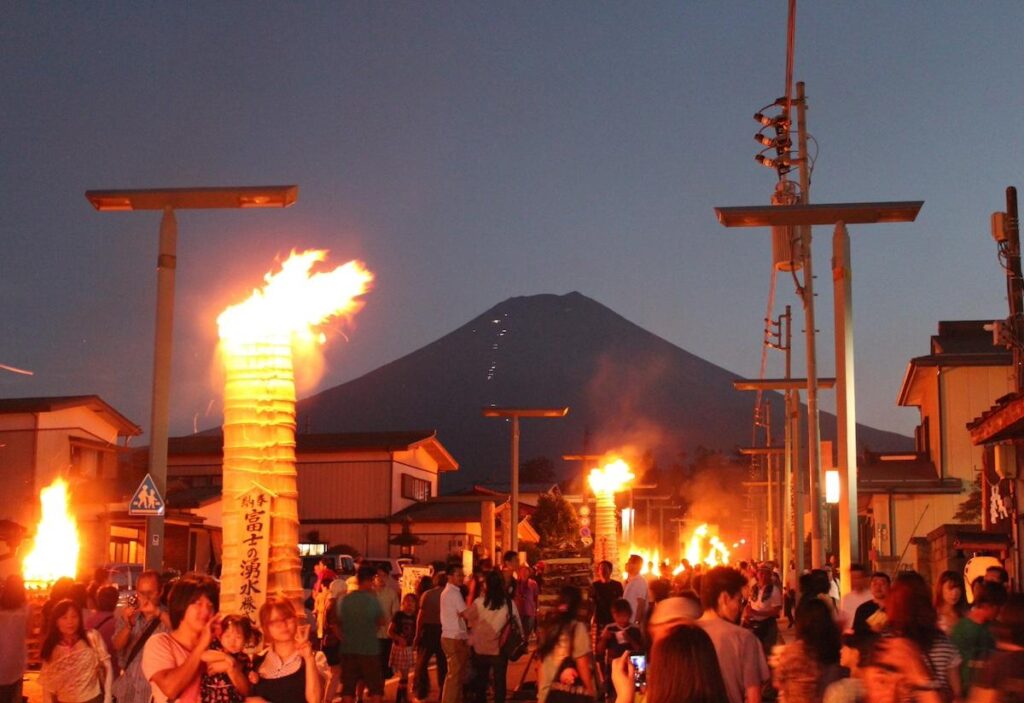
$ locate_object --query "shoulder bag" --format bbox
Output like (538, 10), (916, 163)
(499, 601), (527, 661)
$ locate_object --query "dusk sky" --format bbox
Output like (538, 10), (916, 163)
(2, 3), (1023, 444)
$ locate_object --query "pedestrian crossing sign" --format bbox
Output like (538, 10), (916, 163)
(129, 473), (165, 516)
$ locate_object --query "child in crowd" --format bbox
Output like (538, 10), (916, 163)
(596, 599), (644, 702)
(200, 614), (256, 703)
(388, 593), (418, 703)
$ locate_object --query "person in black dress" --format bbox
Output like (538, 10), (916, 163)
(251, 597), (322, 703)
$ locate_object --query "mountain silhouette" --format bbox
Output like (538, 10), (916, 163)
(297, 292), (912, 491)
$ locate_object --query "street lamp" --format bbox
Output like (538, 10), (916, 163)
(714, 198), (922, 585)
(85, 185), (298, 570)
(482, 406), (569, 552)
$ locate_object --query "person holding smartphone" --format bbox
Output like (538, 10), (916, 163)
(595, 600), (643, 702)
(611, 624), (728, 703)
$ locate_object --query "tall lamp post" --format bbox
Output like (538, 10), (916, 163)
(482, 406), (568, 552)
(715, 200), (922, 580)
(85, 185), (298, 570)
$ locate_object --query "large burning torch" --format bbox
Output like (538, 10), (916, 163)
(587, 459), (634, 573)
(217, 250), (372, 618)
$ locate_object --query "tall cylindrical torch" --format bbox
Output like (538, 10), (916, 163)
(217, 251), (372, 618)
(587, 459), (634, 572)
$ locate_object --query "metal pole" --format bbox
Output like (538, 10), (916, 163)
(510, 415), (520, 553)
(1004, 186), (1024, 586)
(766, 411), (775, 561)
(1006, 187), (1023, 390)
(796, 81), (825, 568)
(833, 222), (860, 593)
(146, 207), (176, 571)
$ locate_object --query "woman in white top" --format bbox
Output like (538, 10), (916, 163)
(466, 570), (522, 703)
(38, 599), (113, 703)
(141, 574), (222, 703)
(536, 586), (595, 703)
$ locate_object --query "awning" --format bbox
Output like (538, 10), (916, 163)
(968, 391), (1024, 445)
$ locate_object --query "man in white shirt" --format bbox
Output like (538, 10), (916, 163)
(837, 563), (872, 633)
(743, 564), (782, 655)
(698, 566), (770, 703)
(440, 563), (469, 703)
(621, 554), (649, 626)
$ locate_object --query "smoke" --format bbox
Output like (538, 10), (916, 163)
(676, 455), (748, 548)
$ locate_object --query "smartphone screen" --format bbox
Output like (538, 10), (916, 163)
(630, 654), (647, 690)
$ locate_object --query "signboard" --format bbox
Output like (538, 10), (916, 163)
(129, 474), (165, 516)
(237, 484), (273, 622)
(400, 564), (434, 598)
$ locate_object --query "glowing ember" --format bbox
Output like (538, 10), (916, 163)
(218, 250), (373, 619)
(23, 478), (79, 587)
(684, 523), (730, 567)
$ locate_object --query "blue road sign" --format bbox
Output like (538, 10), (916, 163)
(129, 473), (165, 517)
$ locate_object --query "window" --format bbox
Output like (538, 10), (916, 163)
(401, 474), (431, 502)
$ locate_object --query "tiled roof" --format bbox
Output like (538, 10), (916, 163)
(0, 395), (142, 436)
(392, 495), (510, 523)
(166, 485), (222, 509)
(858, 451), (961, 494)
(164, 430), (458, 470)
(967, 391), (1024, 444)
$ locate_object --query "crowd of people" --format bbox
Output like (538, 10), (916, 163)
(0, 553), (1020, 703)
(311, 551), (537, 703)
(582, 555), (1023, 703)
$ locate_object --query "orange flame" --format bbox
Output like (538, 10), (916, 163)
(587, 458), (635, 496)
(685, 523), (730, 567)
(23, 478), (79, 587)
(629, 546), (663, 577)
(217, 250), (373, 349)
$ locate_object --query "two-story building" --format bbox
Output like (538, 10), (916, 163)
(0, 395), (142, 575)
(165, 430), (459, 562)
(861, 321), (1013, 575)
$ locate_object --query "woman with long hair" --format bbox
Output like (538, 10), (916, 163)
(886, 571), (962, 702)
(610, 623), (727, 703)
(250, 596), (322, 703)
(141, 573), (221, 703)
(774, 597), (844, 702)
(467, 570), (522, 703)
(933, 571), (966, 636)
(536, 586), (595, 703)
(0, 575), (29, 703)
(38, 598), (113, 703)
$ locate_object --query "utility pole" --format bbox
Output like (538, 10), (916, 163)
(794, 81), (825, 568)
(781, 306), (803, 575)
(1000, 187), (1023, 584)
(1006, 187), (1024, 390)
